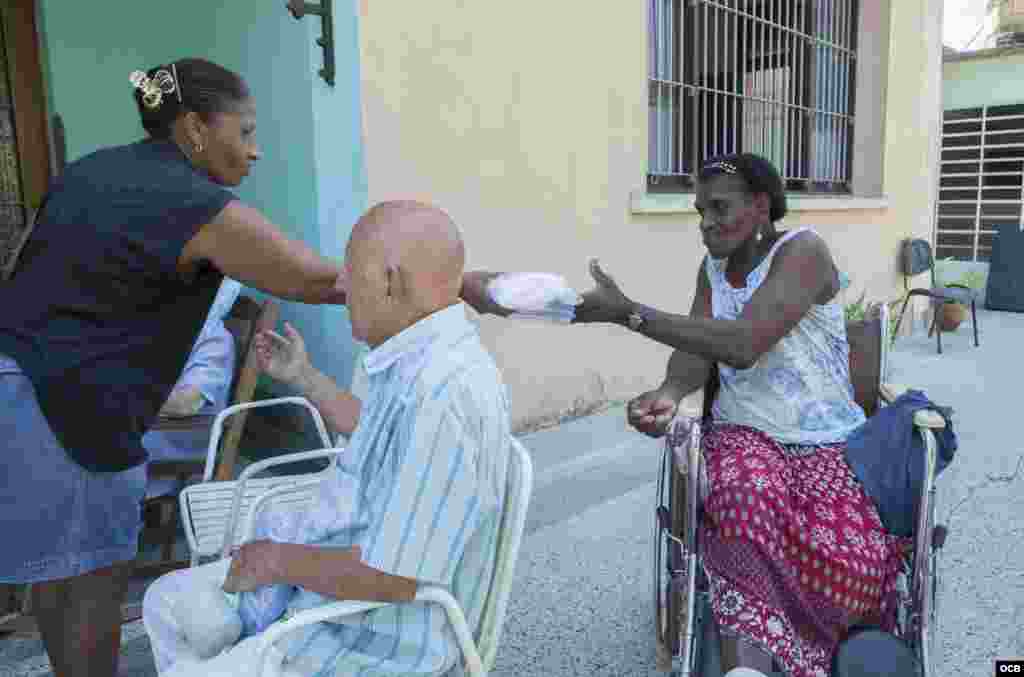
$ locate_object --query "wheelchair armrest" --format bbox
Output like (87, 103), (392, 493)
(677, 387), (706, 420)
(879, 383), (946, 429)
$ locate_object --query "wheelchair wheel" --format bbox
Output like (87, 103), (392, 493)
(653, 444), (678, 671)
(896, 488), (941, 677)
(654, 421), (719, 676)
(655, 443), (695, 673)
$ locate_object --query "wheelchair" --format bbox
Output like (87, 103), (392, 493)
(652, 304), (948, 676)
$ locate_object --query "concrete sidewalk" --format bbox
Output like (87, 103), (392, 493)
(2, 309), (1021, 677)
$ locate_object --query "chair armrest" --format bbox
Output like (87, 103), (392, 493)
(235, 447), (344, 484)
(257, 601), (389, 676)
(205, 397), (333, 481)
(677, 387), (706, 420)
(220, 447), (343, 558)
(879, 384), (946, 429)
(238, 476), (328, 543)
(256, 587), (485, 677)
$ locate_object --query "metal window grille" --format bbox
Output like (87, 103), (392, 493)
(648, 0), (858, 192)
(937, 103), (1024, 262)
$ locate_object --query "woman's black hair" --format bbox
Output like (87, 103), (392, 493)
(133, 58), (250, 139)
(698, 152), (788, 223)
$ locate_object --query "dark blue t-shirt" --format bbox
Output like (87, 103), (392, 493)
(0, 139), (235, 472)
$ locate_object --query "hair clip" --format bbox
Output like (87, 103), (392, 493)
(703, 160), (738, 175)
(129, 68), (180, 110)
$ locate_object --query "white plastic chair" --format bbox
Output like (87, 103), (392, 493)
(252, 437), (534, 677)
(178, 396), (343, 566)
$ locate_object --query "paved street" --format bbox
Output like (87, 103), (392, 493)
(2, 309), (1021, 677)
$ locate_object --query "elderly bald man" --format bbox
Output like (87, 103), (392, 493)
(142, 201), (512, 677)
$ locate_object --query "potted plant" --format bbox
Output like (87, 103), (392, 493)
(844, 291), (904, 347)
(937, 300), (967, 331)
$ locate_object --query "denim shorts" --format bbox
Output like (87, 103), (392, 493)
(0, 358), (146, 583)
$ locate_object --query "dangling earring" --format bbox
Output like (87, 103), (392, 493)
(193, 142), (204, 155)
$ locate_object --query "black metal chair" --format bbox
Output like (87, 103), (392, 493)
(892, 239), (980, 354)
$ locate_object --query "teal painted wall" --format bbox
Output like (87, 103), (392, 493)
(305, 3), (368, 387)
(944, 52), (1024, 110)
(37, 1), (209, 162)
(36, 1), (364, 389)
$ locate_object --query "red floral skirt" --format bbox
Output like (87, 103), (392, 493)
(699, 423), (907, 677)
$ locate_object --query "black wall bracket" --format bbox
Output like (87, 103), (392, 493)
(286, 0), (335, 87)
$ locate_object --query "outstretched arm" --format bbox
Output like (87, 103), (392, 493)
(575, 233), (836, 369)
(180, 200), (346, 305)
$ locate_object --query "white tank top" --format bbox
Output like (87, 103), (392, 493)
(705, 228), (866, 445)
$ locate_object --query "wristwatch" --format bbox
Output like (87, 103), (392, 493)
(627, 304), (654, 332)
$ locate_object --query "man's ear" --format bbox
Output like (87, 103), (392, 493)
(385, 262), (412, 302)
(384, 264), (395, 299)
(390, 263), (413, 303)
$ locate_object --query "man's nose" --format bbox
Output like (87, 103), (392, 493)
(249, 144), (263, 162)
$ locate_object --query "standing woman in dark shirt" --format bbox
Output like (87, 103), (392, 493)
(0, 58), (347, 676)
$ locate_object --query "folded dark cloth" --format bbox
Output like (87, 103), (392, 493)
(844, 390), (957, 538)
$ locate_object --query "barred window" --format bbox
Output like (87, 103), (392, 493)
(648, 0), (859, 193)
(937, 104), (1024, 262)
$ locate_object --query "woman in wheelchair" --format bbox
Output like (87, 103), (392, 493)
(567, 153), (908, 677)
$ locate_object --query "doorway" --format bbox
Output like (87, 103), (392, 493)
(0, 0), (52, 281)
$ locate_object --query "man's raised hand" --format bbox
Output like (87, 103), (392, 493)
(253, 322), (310, 388)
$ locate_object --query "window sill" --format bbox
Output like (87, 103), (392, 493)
(630, 191), (890, 215)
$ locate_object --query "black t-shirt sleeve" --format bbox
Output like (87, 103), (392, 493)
(145, 180), (236, 274)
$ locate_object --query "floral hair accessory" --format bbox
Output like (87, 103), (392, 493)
(129, 66), (182, 110)
(702, 160), (738, 175)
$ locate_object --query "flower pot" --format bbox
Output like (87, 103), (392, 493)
(937, 301), (967, 332)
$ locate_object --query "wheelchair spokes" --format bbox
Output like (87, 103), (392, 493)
(654, 418), (715, 677)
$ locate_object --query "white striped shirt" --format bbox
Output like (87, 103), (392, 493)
(253, 302), (510, 676)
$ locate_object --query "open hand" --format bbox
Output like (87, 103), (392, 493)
(573, 259), (634, 325)
(223, 540), (283, 593)
(253, 322), (309, 388)
(627, 387), (680, 437)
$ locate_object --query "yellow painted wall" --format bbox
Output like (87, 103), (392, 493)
(357, 0), (943, 429)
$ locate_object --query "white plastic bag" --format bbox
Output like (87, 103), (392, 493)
(173, 581), (242, 660)
(487, 272), (582, 323)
